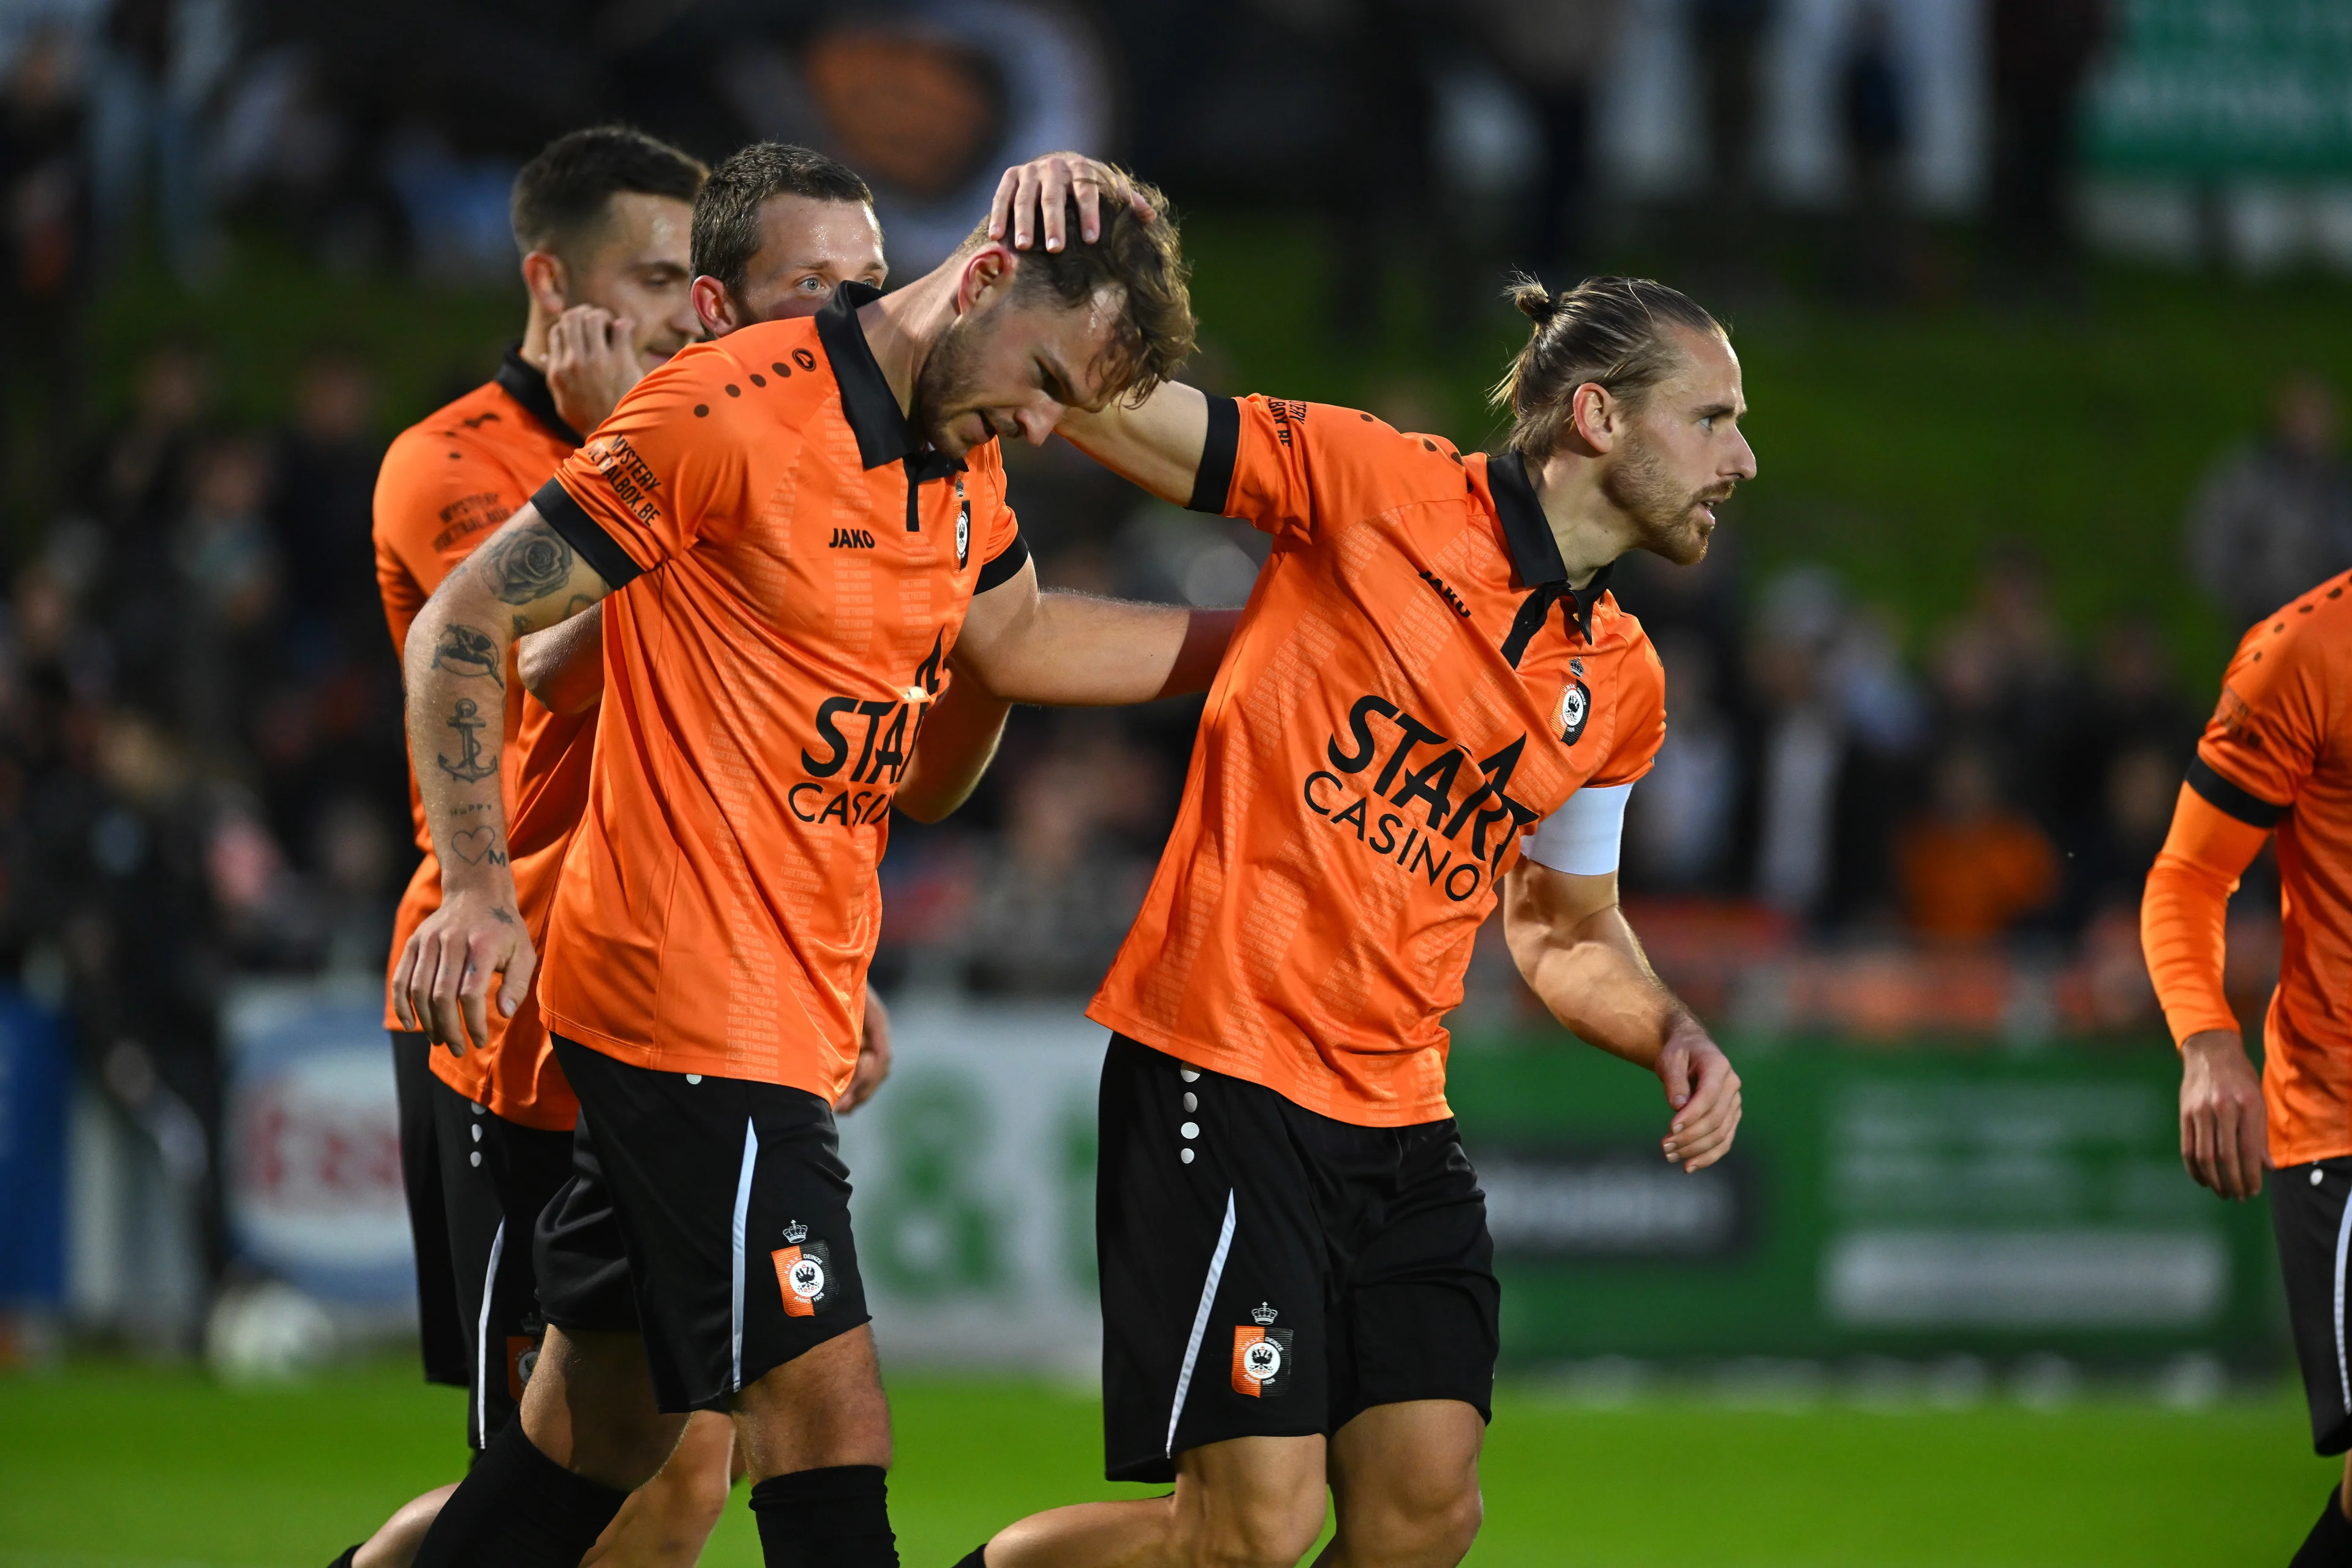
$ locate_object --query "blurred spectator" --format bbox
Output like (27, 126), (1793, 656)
(1691, 0), (1773, 208)
(0, 24), (92, 517)
(2184, 372), (2352, 628)
(960, 729), (1155, 995)
(1734, 567), (1913, 926)
(89, 0), (235, 282)
(1898, 742), (2059, 942)
(1623, 631), (1737, 891)
(1834, 0), (1907, 299)
(268, 350), (381, 668)
(1987, 0), (2108, 270)
(1472, 0), (1620, 281)
(1925, 545), (2075, 832)
(92, 338), (211, 529)
(170, 435), (280, 760)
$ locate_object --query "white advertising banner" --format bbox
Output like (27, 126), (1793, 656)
(840, 1001), (1112, 1374)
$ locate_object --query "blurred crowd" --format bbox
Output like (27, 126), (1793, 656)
(0, 0), (2325, 1292)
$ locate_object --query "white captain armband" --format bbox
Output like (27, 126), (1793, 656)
(1520, 782), (1633, 876)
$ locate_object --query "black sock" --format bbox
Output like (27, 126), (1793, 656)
(750, 1464), (900, 1568)
(410, 1420), (628, 1568)
(2291, 1486), (2352, 1567)
(325, 1550), (360, 1568)
(951, 1550), (987, 1568)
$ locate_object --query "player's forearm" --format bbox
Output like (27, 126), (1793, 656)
(404, 582), (522, 903)
(404, 507), (613, 894)
(1058, 382), (1212, 505)
(971, 595), (1227, 706)
(895, 674), (1011, 823)
(2141, 853), (2242, 1045)
(518, 603), (606, 715)
(1505, 902), (1684, 1071)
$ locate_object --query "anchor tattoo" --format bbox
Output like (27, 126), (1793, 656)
(437, 697), (498, 783)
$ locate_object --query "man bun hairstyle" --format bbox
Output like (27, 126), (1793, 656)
(692, 142), (875, 300)
(511, 126), (707, 263)
(967, 168), (1197, 405)
(1491, 274), (1726, 464)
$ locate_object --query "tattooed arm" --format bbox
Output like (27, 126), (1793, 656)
(394, 506), (614, 1052)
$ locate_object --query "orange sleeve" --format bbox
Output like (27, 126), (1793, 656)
(1193, 396), (1447, 544)
(372, 429), (532, 655)
(2195, 612), (2324, 816)
(2140, 783), (2271, 1047)
(1592, 633), (1667, 788)
(545, 344), (763, 577)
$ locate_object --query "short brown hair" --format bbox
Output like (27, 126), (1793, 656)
(1490, 275), (1726, 464)
(692, 142), (876, 298)
(964, 170), (1196, 404)
(511, 126), (707, 261)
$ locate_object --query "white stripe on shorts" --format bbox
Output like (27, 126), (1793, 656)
(730, 1116), (759, 1392)
(475, 1219), (506, 1450)
(1167, 1189), (1237, 1458)
(2331, 1170), (2352, 1415)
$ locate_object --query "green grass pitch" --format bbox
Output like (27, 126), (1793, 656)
(0, 1362), (2331, 1566)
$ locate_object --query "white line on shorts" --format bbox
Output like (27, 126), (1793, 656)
(731, 1116), (759, 1392)
(1167, 1189), (1237, 1458)
(2332, 1170), (2352, 1415)
(475, 1219), (505, 1450)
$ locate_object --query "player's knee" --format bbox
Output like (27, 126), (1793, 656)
(1348, 1467), (1482, 1562)
(1182, 1479), (1327, 1568)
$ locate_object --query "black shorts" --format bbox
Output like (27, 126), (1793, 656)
(534, 1035), (872, 1414)
(2272, 1156), (2352, 1454)
(425, 1069), (576, 1450)
(1097, 1035), (1499, 1484)
(391, 1031), (465, 1389)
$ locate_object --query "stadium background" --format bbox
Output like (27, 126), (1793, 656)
(0, 0), (2348, 1562)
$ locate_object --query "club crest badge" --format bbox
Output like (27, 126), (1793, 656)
(1559, 678), (1592, 745)
(956, 500), (971, 569)
(772, 1231), (832, 1319)
(1231, 1323), (1295, 1398)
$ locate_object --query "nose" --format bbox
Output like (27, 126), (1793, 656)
(1730, 429), (1758, 482)
(1013, 394), (1068, 447)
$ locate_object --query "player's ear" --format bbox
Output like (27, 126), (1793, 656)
(521, 250), (570, 315)
(692, 275), (738, 336)
(1569, 382), (1617, 454)
(956, 244), (1016, 314)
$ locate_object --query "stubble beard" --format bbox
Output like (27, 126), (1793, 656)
(911, 312), (989, 456)
(1602, 431), (1718, 567)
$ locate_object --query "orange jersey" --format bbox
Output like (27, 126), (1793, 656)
(374, 350), (596, 1129)
(1090, 397), (1667, 1127)
(2182, 571), (2352, 1165)
(532, 284), (1025, 1097)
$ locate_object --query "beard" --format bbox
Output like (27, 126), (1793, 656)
(910, 311), (993, 457)
(1601, 432), (1725, 566)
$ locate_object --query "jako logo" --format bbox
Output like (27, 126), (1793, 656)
(829, 528), (876, 549)
(1417, 568), (1471, 620)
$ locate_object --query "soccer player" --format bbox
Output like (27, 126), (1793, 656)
(2141, 569), (2352, 1567)
(954, 228), (1753, 1565)
(355, 124), (720, 1568)
(393, 181), (1216, 1568)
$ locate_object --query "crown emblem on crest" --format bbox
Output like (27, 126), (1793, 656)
(783, 1221), (808, 1245)
(1570, 657), (1586, 677)
(1250, 1303), (1279, 1325)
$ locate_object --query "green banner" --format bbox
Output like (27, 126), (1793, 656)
(2085, 1), (2352, 178)
(1447, 1037), (2282, 1365)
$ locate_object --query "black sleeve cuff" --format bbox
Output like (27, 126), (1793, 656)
(1186, 396), (1240, 514)
(532, 477), (643, 591)
(2186, 755), (2286, 829)
(976, 530), (1030, 593)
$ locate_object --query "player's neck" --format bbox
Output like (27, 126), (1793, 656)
(1528, 453), (1637, 589)
(855, 268), (959, 421)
